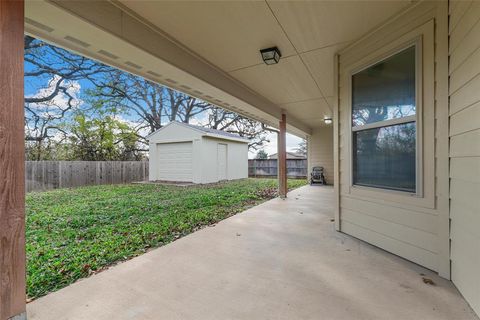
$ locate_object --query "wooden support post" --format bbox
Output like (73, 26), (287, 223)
(278, 114), (287, 198)
(0, 1), (26, 319)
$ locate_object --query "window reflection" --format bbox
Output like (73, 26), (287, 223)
(352, 46), (416, 127)
(353, 122), (416, 192)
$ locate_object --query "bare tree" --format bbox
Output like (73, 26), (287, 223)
(24, 36), (111, 159)
(205, 107), (273, 151)
(88, 71), (270, 152)
(87, 70), (210, 136)
(25, 36), (277, 159)
(294, 139), (307, 157)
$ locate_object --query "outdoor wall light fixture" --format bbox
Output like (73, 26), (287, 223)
(324, 117), (333, 125)
(260, 47), (281, 65)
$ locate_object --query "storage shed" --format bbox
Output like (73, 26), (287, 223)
(147, 122), (249, 183)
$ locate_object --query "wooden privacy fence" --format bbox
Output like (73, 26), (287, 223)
(248, 159), (307, 178)
(26, 161), (149, 192)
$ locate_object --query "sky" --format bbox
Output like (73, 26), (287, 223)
(25, 38), (304, 159)
(25, 72), (304, 159)
(188, 107), (304, 159)
(251, 132), (303, 159)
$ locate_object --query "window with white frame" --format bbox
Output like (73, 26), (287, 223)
(351, 45), (417, 193)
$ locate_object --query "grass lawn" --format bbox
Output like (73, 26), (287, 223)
(26, 178), (306, 299)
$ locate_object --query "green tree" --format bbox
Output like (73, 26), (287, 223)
(256, 150), (268, 159)
(294, 139), (307, 157)
(25, 36), (276, 159)
(67, 112), (143, 161)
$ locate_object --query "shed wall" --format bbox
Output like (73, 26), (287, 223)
(449, 0), (480, 314)
(201, 137), (248, 183)
(336, 1), (450, 275)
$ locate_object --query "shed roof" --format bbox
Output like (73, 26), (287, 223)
(146, 121), (250, 143)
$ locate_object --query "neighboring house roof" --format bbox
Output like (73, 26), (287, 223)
(268, 152), (306, 160)
(146, 121), (250, 143)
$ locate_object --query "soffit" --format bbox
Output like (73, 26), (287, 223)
(281, 98), (332, 128)
(119, 0), (412, 126)
(300, 43), (344, 99)
(230, 55), (322, 105)
(267, 1), (412, 53)
(118, 1), (297, 72)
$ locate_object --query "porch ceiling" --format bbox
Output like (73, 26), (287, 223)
(119, 0), (411, 127)
(25, 0), (412, 136)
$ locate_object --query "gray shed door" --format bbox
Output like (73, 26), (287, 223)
(157, 142), (193, 182)
(217, 143), (227, 181)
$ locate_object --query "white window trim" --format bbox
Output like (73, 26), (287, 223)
(341, 19), (436, 209)
(351, 115), (416, 132)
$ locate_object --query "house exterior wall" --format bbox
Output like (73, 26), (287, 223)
(335, 1), (450, 276)
(200, 137), (248, 183)
(307, 126), (333, 184)
(449, 0), (480, 315)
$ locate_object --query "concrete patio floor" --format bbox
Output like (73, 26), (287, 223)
(28, 185), (477, 320)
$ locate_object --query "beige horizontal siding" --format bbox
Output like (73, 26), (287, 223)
(449, 0), (471, 30)
(450, 19), (480, 72)
(450, 46), (480, 93)
(450, 178), (479, 211)
(341, 221), (438, 271)
(336, 1), (450, 277)
(449, 1), (480, 53)
(308, 126), (333, 184)
(450, 129), (480, 157)
(450, 73), (480, 115)
(342, 197), (438, 234)
(450, 101), (480, 136)
(449, 0), (480, 314)
(342, 208), (438, 252)
(451, 232), (480, 310)
(451, 202), (480, 241)
(450, 157), (480, 183)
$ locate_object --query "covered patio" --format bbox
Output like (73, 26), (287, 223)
(1, 0), (480, 319)
(27, 186), (476, 320)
